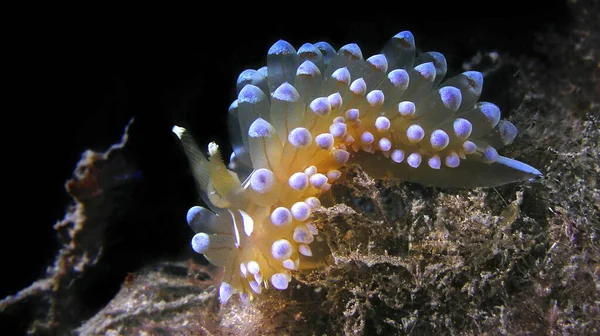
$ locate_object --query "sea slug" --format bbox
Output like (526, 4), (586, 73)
(172, 31), (541, 303)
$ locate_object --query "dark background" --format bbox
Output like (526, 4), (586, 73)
(3, 0), (571, 327)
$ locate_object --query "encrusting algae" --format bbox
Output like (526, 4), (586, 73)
(172, 30), (541, 303)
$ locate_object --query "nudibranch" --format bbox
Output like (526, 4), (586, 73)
(172, 31), (541, 304)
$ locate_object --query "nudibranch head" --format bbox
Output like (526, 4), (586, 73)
(173, 31), (541, 303)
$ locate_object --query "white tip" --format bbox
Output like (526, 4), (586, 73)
(345, 108), (359, 121)
(310, 97), (332, 116)
(249, 280), (262, 294)
(427, 155), (441, 169)
(296, 60), (320, 77)
(305, 197), (321, 209)
(360, 131), (374, 145)
(315, 133), (334, 150)
(219, 282), (233, 303)
(398, 101), (416, 117)
(247, 261), (260, 275)
(239, 209), (254, 236)
(282, 259), (297, 270)
(288, 127), (312, 148)
(331, 67), (351, 85)
(270, 273), (289, 290)
(378, 138), (392, 152)
(350, 78), (367, 95)
(310, 173), (328, 189)
(463, 140), (477, 154)
(293, 225), (314, 244)
(271, 207), (293, 227)
(191, 233), (210, 254)
(445, 151), (461, 168)
(248, 118), (275, 138)
(250, 168), (276, 193)
(330, 122), (347, 138)
(333, 149), (350, 164)
(305, 222), (319, 235)
(328, 92), (343, 109)
(391, 149), (405, 163)
(271, 239), (293, 260)
(375, 116), (391, 132)
(304, 165), (317, 176)
(254, 272), (263, 283)
(288, 172), (309, 191)
(366, 90), (384, 107)
(208, 142), (219, 156)
(430, 130), (450, 151)
(407, 153), (422, 168)
(172, 125), (185, 139)
(327, 170), (342, 182)
(273, 82), (300, 102)
(291, 202), (311, 221)
(406, 125), (425, 143)
(298, 244), (313, 257)
(482, 145), (499, 163)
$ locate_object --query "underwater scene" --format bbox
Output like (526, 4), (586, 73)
(2, 1), (598, 335)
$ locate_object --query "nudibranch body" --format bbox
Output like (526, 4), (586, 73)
(173, 31), (541, 303)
